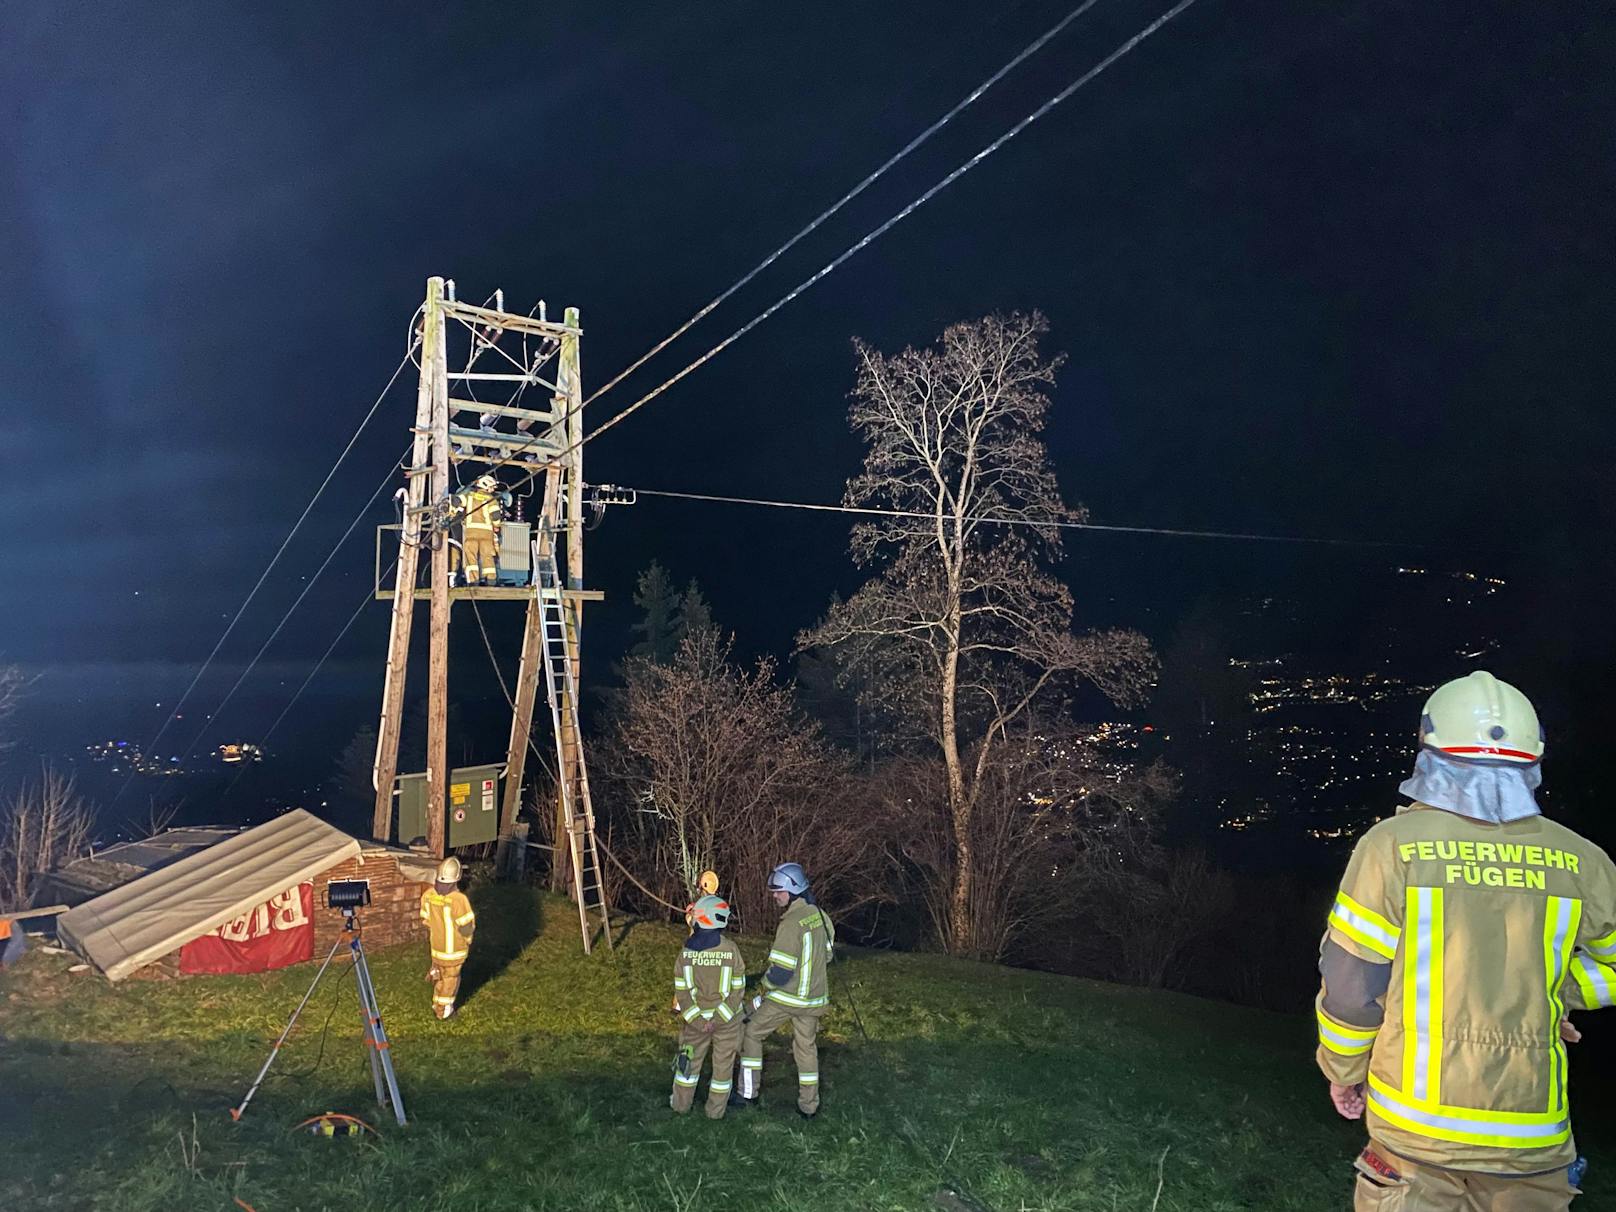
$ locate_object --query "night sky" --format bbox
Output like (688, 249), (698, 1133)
(4, 2), (1613, 769)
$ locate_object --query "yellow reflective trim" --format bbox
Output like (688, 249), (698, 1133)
(1368, 1098), (1570, 1148)
(1428, 888), (1444, 1104)
(1316, 1004), (1377, 1055)
(1337, 891), (1399, 940)
(1402, 887), (1419, 1097)
(1366, 1073), (1569, 1125)
(1543, 896), (1580, 1114)
(1330, 907), (1398, 960)
(1572, 954), (1616, 1008)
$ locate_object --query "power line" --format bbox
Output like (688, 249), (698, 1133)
(221, 571), (390, 804)
(624, 486), (1415, 549)
(581, 0), (1107, 411)
(473, 0), (1205, 513)
(176, 450), (409, 765)
(113, 350), (414, 807)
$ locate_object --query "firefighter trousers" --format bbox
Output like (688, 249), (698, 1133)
(458, 530), (496, 584)
(670, 1018), (741, 1119)
(1353, 1143), (1577, 1211)
(428, 961), (463, 1018)
(738, 1000), (824, 1114)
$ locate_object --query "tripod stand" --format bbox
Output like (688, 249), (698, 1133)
(231, 906), (407, 1126)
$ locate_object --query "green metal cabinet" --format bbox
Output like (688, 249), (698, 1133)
(395, 763), (502, 849)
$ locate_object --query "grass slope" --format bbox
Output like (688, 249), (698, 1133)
(0, 885), (1595, 1212)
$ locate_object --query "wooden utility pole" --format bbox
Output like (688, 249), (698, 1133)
(425, 276), (452, 859)
(372, 277), (442, 842)
(372, 279), (603, 881)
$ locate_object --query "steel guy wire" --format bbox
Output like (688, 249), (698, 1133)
(221, 570), (391, 804)
(178, 449), (410, 766)
(623, 485), (1415, 549)
(113, 350), (415, 806)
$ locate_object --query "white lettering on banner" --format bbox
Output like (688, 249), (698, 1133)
(211, 887), (310, 943)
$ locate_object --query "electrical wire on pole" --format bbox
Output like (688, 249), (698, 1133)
(112, 351), (415, 808)
(581, 0), (1108, 411)
(221, 568), (393, 804)
(622, 486), (1418, 550)
(176, 450), (410, 767)
(456, 0), (1206, 517)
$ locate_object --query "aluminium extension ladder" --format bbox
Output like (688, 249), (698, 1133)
(534, 533), (613, 953)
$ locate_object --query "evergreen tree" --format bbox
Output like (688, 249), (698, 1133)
(674, 579), (716, 643)
(628, 561), (680, 666)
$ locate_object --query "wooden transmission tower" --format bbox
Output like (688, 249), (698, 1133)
(370, 275), (613, 952)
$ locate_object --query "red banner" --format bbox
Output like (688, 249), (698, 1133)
(180, 882), (314, 975)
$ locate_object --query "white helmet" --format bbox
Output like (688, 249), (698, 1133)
(435, 856), (463, 884)
(474, 475), (497, 492)
(1418, 671), (1543, 765)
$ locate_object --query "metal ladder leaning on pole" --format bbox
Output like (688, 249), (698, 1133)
(534, 525), (614, 953)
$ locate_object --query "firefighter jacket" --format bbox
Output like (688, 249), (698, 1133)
(1316, 801), (1616, 1172)
(762, 896), (834, 1010)
(461, 490), (502, 534)
(420, 888), (476, 964)
(673, 931), (746, 1026)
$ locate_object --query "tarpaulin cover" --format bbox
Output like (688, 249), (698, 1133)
(58, 810), (359, 982)
(178, 881), (314, 975)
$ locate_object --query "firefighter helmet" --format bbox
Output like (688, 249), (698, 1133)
(767, 862), (809, 895)
(474, 474), (497, 492)
(435, 856), (463, 883)
(1418, 670), (1543, 765)
(690, 894), (731, 930)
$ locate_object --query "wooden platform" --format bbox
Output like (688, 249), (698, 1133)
(375, 586), (605, 603)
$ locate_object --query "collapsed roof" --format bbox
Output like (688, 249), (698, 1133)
(56, 809), (361, 982)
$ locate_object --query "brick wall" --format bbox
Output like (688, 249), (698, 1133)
(312, 851), (430, 955)
(126, 848), (429, 981)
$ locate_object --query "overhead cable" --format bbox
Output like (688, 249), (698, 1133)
(582, 0), (1107, 410)
(476, 0), (1204, 513)
(114, 350), (414, 806)
(625, 486), (1414, 549)
(221, 573), (388, 804)
(177, 449), (409, 764)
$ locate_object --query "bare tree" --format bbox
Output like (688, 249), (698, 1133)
(1081, 846), (1237, 989)
(0, 664), (32, 755)
(0, 766), (94, 912)
(800, 313), (1156, 956)
(600, 629), (882, 933)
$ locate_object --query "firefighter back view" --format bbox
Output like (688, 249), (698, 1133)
(420, 857), (475, 1019)
(670, 893), (746, 1119)
(1317, 671), (1616, 1210)
(734, 862), (834, 1118)
(454, 475), (503, 586)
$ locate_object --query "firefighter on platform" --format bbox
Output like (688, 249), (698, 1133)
(453, 474), (503, 586)
(670, 893), (746, 1118)
(1317, 671), (1616, 1210)
(733, 862), (834, 1118)
(420, 857), (475, 1019)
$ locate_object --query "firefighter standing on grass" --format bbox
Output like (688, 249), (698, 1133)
(670, 893), (746, 1118)
(1317, 671), (1616, 1210)
(733, 862), (834, 1118)
(420, 857), (475, 1019)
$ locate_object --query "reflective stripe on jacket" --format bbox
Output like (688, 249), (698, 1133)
(673, 936), (745, 1024)
(1316, 801), (1616, 1172)
(763, 897), (834, 1009)
(420, 889), (475, 962)
(461, 490), (501, 533)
